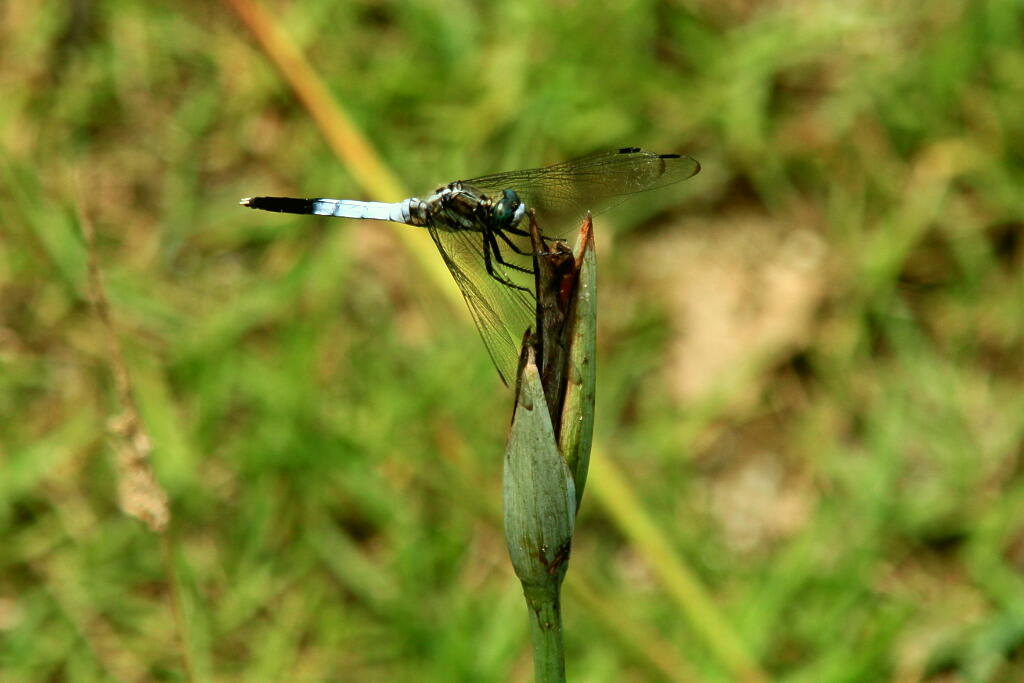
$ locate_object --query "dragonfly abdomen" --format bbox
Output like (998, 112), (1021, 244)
(241, 196), (430, 225)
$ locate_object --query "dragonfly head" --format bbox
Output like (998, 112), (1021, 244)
(492, 189), (525, 230)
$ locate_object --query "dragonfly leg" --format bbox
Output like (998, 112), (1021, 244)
(502, 224), (532, 237)
(482, 232), (531, 292)
(493, 227), (532, 256)
(486, 230), (532, 275)
(502, 223), (566, 249)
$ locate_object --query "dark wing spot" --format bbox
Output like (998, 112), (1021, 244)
(617, 146), (641, 154)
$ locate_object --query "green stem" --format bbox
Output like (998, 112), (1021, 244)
(523, 584), (566, 683)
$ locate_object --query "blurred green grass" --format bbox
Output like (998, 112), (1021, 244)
(2, 0), (1023, 681)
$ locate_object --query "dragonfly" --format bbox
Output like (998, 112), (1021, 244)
(241, 147), (700, 385)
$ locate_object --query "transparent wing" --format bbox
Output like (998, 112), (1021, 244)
(459, 147), (701, 222)
(424, 148), (700, 385)
(426, 224), (535, 386)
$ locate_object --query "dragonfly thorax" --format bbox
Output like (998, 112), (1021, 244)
(421, 182), (525, 234)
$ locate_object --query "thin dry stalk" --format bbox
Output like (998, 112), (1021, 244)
(81, 210), (170, 532)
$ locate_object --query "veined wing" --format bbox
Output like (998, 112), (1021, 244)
(460, 147), (700, 220)
(425, 223), (535, 387)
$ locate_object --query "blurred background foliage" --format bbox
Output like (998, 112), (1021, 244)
(2, 0), (1023, 680)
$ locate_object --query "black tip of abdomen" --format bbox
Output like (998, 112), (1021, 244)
(241, 196), (317, 214)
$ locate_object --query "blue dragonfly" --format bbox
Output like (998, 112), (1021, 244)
(242, 147), (700, 384)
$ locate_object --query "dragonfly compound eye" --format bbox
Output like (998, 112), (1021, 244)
(493, 189), (524, 228)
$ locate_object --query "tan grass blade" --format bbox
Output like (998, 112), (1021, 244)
(222, 0), (462, 313)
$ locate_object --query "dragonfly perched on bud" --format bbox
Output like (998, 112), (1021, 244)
(242, 147), (700, 385)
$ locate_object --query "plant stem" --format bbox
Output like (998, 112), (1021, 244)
(524, 585), (566, 683)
